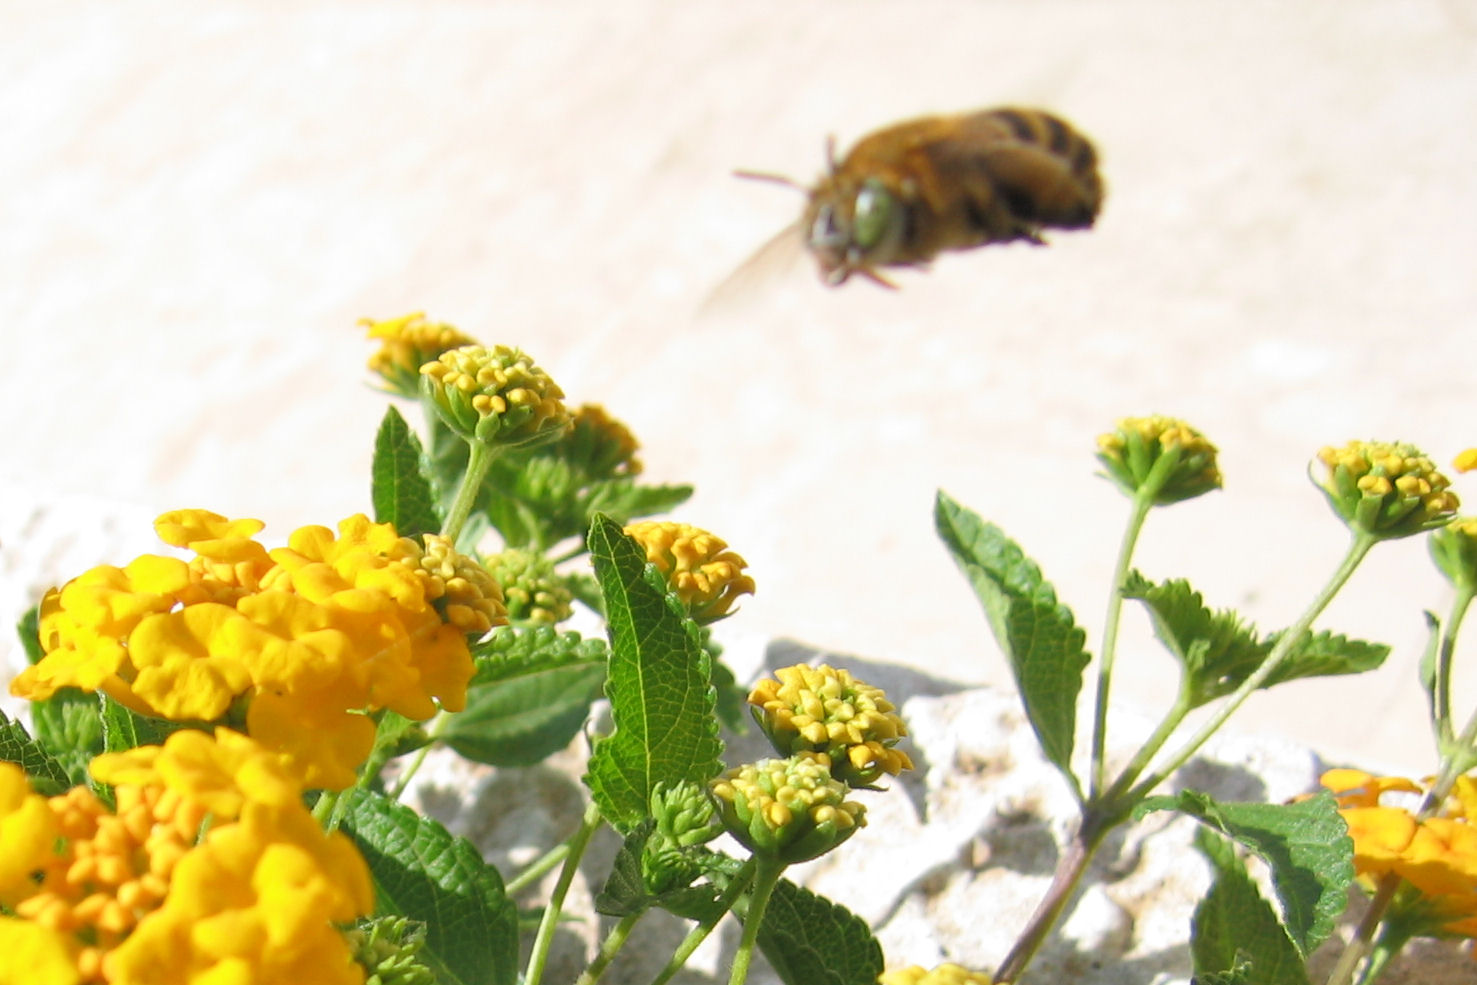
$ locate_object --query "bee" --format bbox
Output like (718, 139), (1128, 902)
(737, 107), (1104, 288)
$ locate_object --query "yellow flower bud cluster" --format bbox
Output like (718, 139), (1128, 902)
(362, 312), (476, 398)
(419, 344), (571, 449)
(1095, 415), (1221, 505)
(622, 521), (755, 623)
(749, 664), (913, 787)
(12, 510), (494, 790)
(708, 753), (865, 863)
(395, 533), (507, 635)
(879, 963), (995, 985)
(0, 731), (373, 985)
(1315, 440), (1459, 539)
(569, 403), (644, 478)
(1322, 768), (1477, 937)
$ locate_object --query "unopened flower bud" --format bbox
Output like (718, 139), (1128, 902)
(419, 344), (571, 450)
(1314, 440), (1458, 540)
(1431, 518), (1477, 591)
(484, 549), (573, 626)
(1096, 415), (1221, 505)
(708, 753), (865, 863)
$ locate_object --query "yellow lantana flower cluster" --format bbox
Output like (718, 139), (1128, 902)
(12, 510), (504, 789)
(879, 963), (994, 985)
(0, 730), (373, 985)
(749, 664), (913, 787)
(361, 312), (476, 398)
(1321, 768), (1477, 936)
(622, 521), (755, 623)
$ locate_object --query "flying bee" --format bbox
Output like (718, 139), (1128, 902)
(737, 107), (1104, 288)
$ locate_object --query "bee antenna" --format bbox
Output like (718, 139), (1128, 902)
(732, 169), (806, 192)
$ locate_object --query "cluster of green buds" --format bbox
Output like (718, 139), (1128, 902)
(644, 781), (723, 894)
(419, 344), (571, 449)
(749, 664), (913, 787)
(395, 533), (508, 635)
(878, 964), (995, 985)
(623, 521), (755, 624)
(361, 312), (476, 399)
(707, 753), (866, 864)
(1096, 415), (1222, 505)
(347, 916), (435, 985)
(1314, 440), (1459, 540)
(484, 548), (573, 625)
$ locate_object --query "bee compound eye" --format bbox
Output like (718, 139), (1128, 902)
(851, 180), (894, 251)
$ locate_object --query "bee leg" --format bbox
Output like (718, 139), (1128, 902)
(857, 267), (900, 290)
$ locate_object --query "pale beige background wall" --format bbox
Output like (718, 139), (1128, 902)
(3, 1), (1476, 774)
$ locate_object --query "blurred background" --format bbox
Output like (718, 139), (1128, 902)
(3, 1), (1476, 774)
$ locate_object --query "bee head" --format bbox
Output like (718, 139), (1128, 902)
(805, 176), (902, 287)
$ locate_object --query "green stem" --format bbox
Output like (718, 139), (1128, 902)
(1090, 491), (1155, 798)
(442, 441), (499, 545)
(1096, 687), (1194, 811)
(647, 859), (758, 985)
(1433, 585), (1475, 745)
(1125, 531), (1377, 802)
(387, 712), (448, 802)
(525, 800), (605, 985)
(576, 911), (644, 985)
(504, 842), (572, 896)
(728, 857), (786, 985)
(311, 788), (341, 826)
(1324, 873), (1402, 985)
(994, 816), (1111, 983)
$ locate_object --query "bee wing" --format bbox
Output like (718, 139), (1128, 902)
(698, 220), (808, 317)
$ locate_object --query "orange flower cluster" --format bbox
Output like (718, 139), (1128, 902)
(12, 510), (504, 789)
(0, 730), (372, 985)
(1322, 768), (1477, 936)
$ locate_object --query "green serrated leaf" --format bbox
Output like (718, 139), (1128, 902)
(596, 821), (658, 916)
(564, 572), (604, 617)
(1191, 827), (1310, 985)
(100, 695), (189, 755)
(755, 879), (885, 985)
(1139, 789), (1351, 955)
(1122, 573), (1270, 707)
(19, 607), (101, 786)
(469, 625), (609, 684)
(17, 605), (44, 664)
(0, 709), (74, 796)
(584, 514), (723, 833)
(341, 789), (518, 985)
(442, 659), (606, 767)
(1266, 629), (1390, 688)
(1124, 574), (1390, 705)
(481, 448), (694, 553)
(372, 405), (442, 540)
(935, 491), (1089, 790)
(28, 691), (103, 788)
